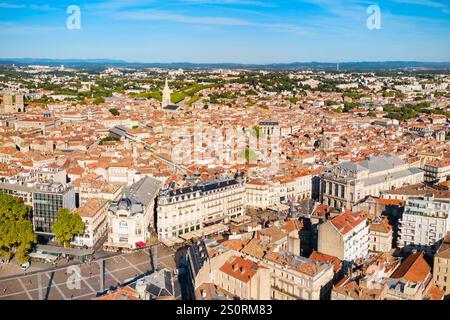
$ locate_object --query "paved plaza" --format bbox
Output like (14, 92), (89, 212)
(0, 245), (180, 300)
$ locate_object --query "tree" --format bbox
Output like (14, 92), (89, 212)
(52, 209), (84, 248)
(250, 125), (262, 139)
(93, 97), (105, 105)
(99, 136), (119, 145)
(0, 191), (36, 263)
(109, 108), (120, 116)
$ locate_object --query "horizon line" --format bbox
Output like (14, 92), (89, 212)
(1, 58), (450, 65)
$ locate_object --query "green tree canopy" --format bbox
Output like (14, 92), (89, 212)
(52, 209), (84, 248)
(0, 191), (36, 263)
(93, 96), (105, 105)
(251, 125), (264, 139)
(99, 136), (119, 145)
(109, 108), (120, 116)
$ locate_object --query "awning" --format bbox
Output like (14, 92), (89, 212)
(36, 244), (94, 257)
(29, 252), (58, 262)
(135, 241), (146, 248)
(203, 215), (225, 226)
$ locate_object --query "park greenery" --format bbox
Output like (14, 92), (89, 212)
(383, 102), (450, 121)
(186, 95), (200, 105)
(128, 82), (217, 105)
(52, 208), (84, 248)
(99, 136), (120, 145)
(109, 108), (120, 116)
(93, 96), (105, 105)
(0, 191), (36, 263)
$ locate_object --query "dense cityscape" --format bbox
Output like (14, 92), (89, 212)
(0, 63), (449, 302)
(0, 0), (450, 312)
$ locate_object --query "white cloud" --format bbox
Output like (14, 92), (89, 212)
(0, 2), (56, 10)
(177, 0), (276, 7)
(118, 10), (252, 26)
(116, 9), (311, 35)
(0, 2), (25, 8)
(390, 0), (446, 8)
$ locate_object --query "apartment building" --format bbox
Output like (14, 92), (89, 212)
(72, 198), (109, 248)
(258, 121), (295, 138)
(369, 216), (393, 253)
(381, 182), (450, 202)
(104, 176), (161, 251)
(14, 117), (56, 131)
(321, 153), (424, 210)
(398, 196), (450, 253)
(318, 211), (369, 266)
(245, 179), (279, 209)
(262, 250), (334, 300)
(217, 256), (270, 300)
(331, 253), (401, 300)
(0, 182), (35, 205)
(275, 173), (312, 203)
(33, 182), (76, 236)
(156, 178), (245, 240)
(384, 251), (442, 300)
(424, 159), (450, 184)
(186, 240), (271, 300)
(433, 233), (450, 296)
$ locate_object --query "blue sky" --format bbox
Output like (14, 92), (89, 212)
(0, 0), (449, 63)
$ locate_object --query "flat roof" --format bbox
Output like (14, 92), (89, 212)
(36, 245), (94, 257)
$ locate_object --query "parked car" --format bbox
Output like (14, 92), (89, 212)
(0, 257), (4, 266)
(20, 261), (30, 271)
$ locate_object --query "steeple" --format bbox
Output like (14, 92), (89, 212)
(162, 78), (172, 109)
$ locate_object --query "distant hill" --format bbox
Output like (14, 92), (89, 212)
(1, 58), (449, 71)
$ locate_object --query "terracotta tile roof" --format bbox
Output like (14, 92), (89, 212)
(295, 262), (321, 276)
(309, 251), (342, 273)
(330, 211), (366, 235)
(425, 285), (444, 300)
(369, 216), (392, 234)
(75, 197), (108, 218)
(436, 233), (450, 259)
(257, 226), (287, 243)
(95, 287), (140, 300)
(221, 239), (247, 252)
(390, 251), (431, 283)
(241, 239), (270, 259)
(219, 256), (258, 283)
(312, 204), (332, 218)
(265, 251), (325, 277)
(281, 220), (303, 233)
(374, 198), (405, 206)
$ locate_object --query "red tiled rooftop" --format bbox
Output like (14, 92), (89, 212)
(390, 251), (431, 283)
(219, 256), (258, 283)
(309, 251), (342, 273)
(330, 211), (366, 235)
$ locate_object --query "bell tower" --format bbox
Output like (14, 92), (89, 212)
(162, 79), (172, 109)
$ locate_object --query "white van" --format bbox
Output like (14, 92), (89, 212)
(20, 261), (30, 271)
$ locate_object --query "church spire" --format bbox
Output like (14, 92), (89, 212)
(162, 78), (172, 109)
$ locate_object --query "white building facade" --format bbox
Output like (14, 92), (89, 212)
(156, 178), (246, 240)
(398, 196), (450, 253)
(105, 176), (161, 251)
(321, 153), (424, 210)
